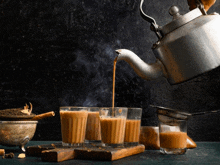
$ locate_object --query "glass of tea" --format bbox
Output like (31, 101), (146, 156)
(156, 106), (189, 154)
(85, 107), (102, 143)
(124, 108), (142, 146)
(99, 107), (128, 147)
(159, 119), (187, 154)
(60, 107), (89, 147)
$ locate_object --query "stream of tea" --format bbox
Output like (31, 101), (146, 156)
(111, 57), (118, 117)
(112, 57), (117, 109)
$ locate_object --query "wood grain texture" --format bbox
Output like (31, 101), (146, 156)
(26, 142), (61, 156)
(27, 142), (145, 162)
(111, 144), (145, 160)
(74, 144), (145, 161)
(41, 148), (75, 162)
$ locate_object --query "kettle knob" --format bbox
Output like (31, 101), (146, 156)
(169, 6), (181, 20)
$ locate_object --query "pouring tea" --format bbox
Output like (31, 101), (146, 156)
(116, 0), (220, 84)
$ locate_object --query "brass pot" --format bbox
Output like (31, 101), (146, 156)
(0, 121), (38, 151)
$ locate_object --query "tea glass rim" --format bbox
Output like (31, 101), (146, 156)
(60, 106), (141, 109)
(127, 107), (142, 109)
(59, 107), (89, 111)
(60, 106), (130, 108)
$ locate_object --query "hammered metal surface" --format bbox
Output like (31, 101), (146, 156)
(0, 121), (38, 147)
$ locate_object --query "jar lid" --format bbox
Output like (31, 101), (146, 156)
(161, 7), (202, 35)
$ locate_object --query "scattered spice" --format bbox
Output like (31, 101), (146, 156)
(51, 143), (56, 148)
(2, 152), (14, 159)
(18, 153), (26, 159)
(0, 149), (5, 156)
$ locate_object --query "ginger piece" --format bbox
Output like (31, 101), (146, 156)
(18, 153), (26, 159)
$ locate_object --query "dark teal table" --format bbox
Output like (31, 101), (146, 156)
(1, 141), (220, 165)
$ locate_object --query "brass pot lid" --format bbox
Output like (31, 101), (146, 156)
(0, 108), (36, 120)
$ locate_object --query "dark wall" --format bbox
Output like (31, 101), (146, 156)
(1, 0), (220, 141)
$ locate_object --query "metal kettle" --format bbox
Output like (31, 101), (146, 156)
(116, 0), (220, 84)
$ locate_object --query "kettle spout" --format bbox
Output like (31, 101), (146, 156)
(115, 49), (167, 80)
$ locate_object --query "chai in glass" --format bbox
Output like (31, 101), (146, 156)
(99, 107), (127, 147)
(85, 107), (101, 142)
(124, 108), (142, 146)
(160, 131), (187, 149)
(60, 107), (88, 146)
(159, 122), (187, 154)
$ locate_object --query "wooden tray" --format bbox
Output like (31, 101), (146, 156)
(26, 142), (145, 162)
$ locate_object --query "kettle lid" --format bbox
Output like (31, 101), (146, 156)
(161, 7), (202, 35)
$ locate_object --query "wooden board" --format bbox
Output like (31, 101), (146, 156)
(26, 142), (62, 157)
(26, 142), (145, 162)
(74, 143), (145, 161)
(41, 148), (75, 162)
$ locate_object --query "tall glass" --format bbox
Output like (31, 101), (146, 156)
(99, 107), (128, 147)
(85, 107), (101, 143)
(124, 108), (142, 146)
(60, 107), (88, 147)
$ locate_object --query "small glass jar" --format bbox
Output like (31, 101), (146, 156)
(156, 105), (189, 155)
(159, 120), (187, 154)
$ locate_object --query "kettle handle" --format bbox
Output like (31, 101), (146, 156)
(196, 0), (207, 15)
(140, 0), (207, 39)
(140, 0), (162, 39)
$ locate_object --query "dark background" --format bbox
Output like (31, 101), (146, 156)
(1, 0), (220, 141)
